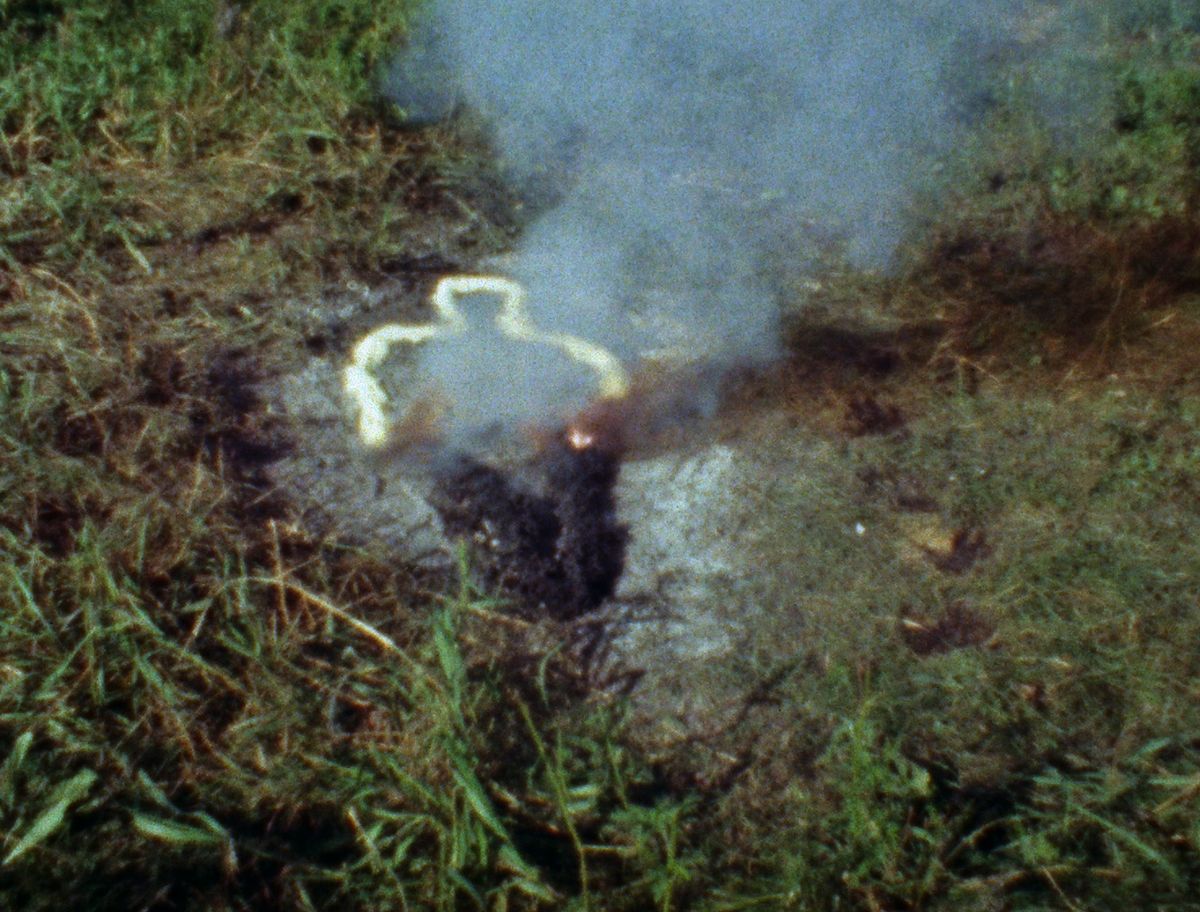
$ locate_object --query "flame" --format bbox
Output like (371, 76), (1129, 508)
(566, 425), (596, 450)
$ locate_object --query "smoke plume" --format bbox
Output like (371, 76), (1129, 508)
(382, 1), (1109, 443)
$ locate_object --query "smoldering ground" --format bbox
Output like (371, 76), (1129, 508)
(381, 1), (1116, 442)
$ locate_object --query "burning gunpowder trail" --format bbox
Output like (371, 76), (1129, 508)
(343, 275), (631, 449)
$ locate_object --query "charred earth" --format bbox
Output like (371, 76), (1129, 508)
(429, 437), (627, 621)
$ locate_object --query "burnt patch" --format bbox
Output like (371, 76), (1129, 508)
(433, 459), (562, 581)
(722, 321), (942, 427)
(900, 600), (995, 656)
(189, 349), (294, 521)
(430, 437), (627, 620)
(203, 350), (261, 418)
(544, 441), (628, 610)
(926, 527), (992, 574)
(843, 392), (906, 436)
(783, 323), (938, 380)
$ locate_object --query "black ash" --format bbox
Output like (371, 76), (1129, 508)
(429, 435), (627, 620)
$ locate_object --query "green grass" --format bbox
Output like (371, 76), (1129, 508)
(2, 2), (1200, 909)
(661, 374), (1200, 911)
(0, 0), (507, 272)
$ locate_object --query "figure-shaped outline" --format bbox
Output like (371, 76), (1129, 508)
(343, 275), (630, 447)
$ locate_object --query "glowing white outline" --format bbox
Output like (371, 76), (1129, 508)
(343, 275), (630, 447)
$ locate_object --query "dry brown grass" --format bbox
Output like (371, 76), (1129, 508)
(918, 208), (1200, 365)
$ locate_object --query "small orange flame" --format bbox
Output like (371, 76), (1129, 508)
(566, 425), (596, 450)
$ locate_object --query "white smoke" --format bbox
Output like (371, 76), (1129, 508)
(382, 1), (1111, 440)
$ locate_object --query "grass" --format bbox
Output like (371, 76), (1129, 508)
(0, 0), (509, 274)
(905, 11), (1200, 364)
(2, 1), (1200, 909)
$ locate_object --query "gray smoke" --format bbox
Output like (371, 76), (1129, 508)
(382, 1), (1110, 441)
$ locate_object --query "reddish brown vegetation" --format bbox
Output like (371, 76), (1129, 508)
(922, 211), (1200, 358)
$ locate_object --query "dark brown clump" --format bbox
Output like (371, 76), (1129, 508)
(901, 601), (995, 656)
(926, 527), (992, 574)
(430, 437), (627, 620)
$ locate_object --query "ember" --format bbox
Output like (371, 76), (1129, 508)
(566, 426), (595, 450)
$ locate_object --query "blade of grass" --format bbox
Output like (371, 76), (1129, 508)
(0, 731), (34, 812)
(3, 768), (98, 865)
